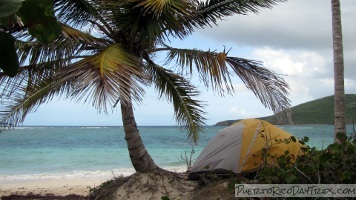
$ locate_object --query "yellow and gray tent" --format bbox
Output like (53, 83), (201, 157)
(189, 119), (302, 177)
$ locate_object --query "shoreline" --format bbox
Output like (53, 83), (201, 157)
(0, 178), (108, 197)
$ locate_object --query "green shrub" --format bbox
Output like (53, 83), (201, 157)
(255, 133), (356, 184)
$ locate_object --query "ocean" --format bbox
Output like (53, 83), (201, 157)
(0, 125), (354, 182)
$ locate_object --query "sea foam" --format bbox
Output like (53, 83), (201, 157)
(0, 165), (186, 182)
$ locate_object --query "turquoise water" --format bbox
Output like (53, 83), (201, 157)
(0, 125), (354, 181)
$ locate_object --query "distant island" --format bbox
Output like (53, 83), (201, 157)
(215, 94), (356, 126)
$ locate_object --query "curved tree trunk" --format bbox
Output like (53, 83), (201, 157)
(120, 100), (158, 172)
(331, 0), (346, 143)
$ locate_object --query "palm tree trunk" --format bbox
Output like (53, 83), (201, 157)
(120, 100), (158, 172)
(331, 0), (346, 143)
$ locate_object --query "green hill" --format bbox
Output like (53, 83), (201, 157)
(215, 94), (356, 126)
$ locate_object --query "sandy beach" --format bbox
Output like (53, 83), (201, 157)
(1, 172), (198, 200)
(0, 178), (106, 197)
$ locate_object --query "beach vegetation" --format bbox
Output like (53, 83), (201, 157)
(254, 133), (356, 184)
(178, 146), (196, 171)
(0, 0), (290, 173)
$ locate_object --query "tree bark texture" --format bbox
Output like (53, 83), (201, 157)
(121, 100), (159, 172)
(331, 0), (346, 143)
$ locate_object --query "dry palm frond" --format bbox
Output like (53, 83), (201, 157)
(162, 46), (233, 95)
(155, 46), (291, 122)
(61, 23), (111, 46)
(226, 56), (291, 123)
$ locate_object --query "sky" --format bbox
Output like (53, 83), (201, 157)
(23, 0), (356, 126)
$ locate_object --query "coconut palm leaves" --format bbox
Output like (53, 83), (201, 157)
(226, 57), (290, 114)
(162, 46), (290, 116)
(0, 78), (60, 127)
(0, 43), (146, 124)
(54, 0), (98, 27)
(185, 0), (286, 28)
(0, 0), (290, 140)
(146, 63), (206, 141)
(163, 46), (233, 93)
(57, 44), (147, 112)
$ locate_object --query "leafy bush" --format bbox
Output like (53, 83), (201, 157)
(255, 133), (356, 184)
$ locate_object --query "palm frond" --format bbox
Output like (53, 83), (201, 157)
(135, 0), (172, 17)
(17, 23), (109, 66)
(6, 24), (110, 94)
(162, 46), (234, 95)
(54, 0), (96, 28)
(157, 46), (291, 122)
(57, 44), (147, 112)
(188, 0), (286, 28)
(0, 37), (84, 100)
(0, 68), (29, 98)
(0, 61), (62, 98)
(61, 23), (111, 46)
(146, 63), (206, 142)
(0, 43), (148, 126)
(54, 0), (114, 38)
(6, 41), (77, 97)
(110, 0), (195, 48)
(226, 56), (291, 122)
(0, 77), (65, 126)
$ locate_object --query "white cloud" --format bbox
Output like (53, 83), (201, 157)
(197, 0), (355, 51)
(195, 0), (356, 103)
(345, 79), (356, 94)
(251, 48), (331, 78)
(249, 47), (335, 101)
(287, 80), (311, 99)
(229, 107), (264, 119)
(252, 48), (304, 75)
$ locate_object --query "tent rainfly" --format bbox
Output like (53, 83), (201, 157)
(189, 119), (302, 178)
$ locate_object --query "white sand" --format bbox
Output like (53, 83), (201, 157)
(111, 172), (197, 200)
(0, 172), (197, 199)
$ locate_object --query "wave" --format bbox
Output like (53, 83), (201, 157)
(279, 126), (315, 130)
(0, 169), (133, 181)
(13, 126), (48, 130)
(81, 127), (106, 129)
(0, 166), (186, 182)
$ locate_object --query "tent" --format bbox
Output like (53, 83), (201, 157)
(189, 119), (302, 177)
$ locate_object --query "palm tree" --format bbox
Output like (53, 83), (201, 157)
(0, 0), (290, 172)
(331, 0), (346, 144)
